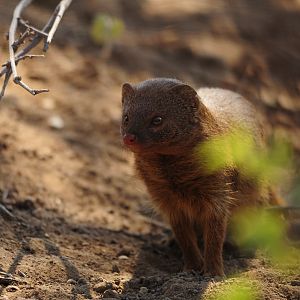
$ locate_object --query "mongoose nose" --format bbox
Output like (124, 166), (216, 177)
(123, 133), (137, 146)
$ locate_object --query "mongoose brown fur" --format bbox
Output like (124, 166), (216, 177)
(120, 78), (282, 276)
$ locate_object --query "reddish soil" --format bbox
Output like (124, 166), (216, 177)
(0, 1), (299, 299)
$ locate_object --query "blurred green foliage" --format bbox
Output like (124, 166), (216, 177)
(288, 176), (300, 205)
(205, 278), (259, 300)
(196, 127), (293, 186)
(232, 209), (299, 269)
(232, 209), (285, 251)
(198, 126), (299, 299)
(90, 14), (124, 45)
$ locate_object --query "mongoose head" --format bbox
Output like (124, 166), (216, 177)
(121, 78), (203, 155)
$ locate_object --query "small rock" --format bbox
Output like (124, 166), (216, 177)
(67, 279), (77, 285)
(77, 278), (87, 284)
(17, 270), (26, 277)
(114, 278), (121, 285)
(117, 249), (131, 257)
(16, 198), (35, 211)
(291, 280), (300, 286)
(0, 275), (13, 286)
(21, 243), (35, 254)
(139, 286), (148, 294)
(48, 115), (64, 130)
(103, 289), (119, 299)
(139, 276), (145, 284)
(118, 255), (129, 260)
(93, 282), (112, 293)
(6, 285), (19, 292)
(112, 264), (120, 273)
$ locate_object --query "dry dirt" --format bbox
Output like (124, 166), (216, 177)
(0, 0), (300, 299)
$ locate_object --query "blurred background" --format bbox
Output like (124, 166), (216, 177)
(0, 1), (299, 300)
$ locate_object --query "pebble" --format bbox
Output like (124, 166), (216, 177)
(48, 115), (64, 130)
(139, 286), (148, 294)
(117, 249), (131, 257)
(67, 279), (77, 285)
(93, 282), (112, 293)
(112, 264), (120, 273)
(6, 285), (19, 292)
(118, 255), (129, 260)
(17, 270), (26, 277)
(77, 278), (87, 284)
(102, 289), (119, 298)
(291, 280), (300, 286)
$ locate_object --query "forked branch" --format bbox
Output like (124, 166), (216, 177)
(0, 0), (73, 100)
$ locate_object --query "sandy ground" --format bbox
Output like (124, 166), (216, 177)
(0, 0), (300, 299)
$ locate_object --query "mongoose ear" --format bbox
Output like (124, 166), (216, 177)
(170, 84), (199, 110)
(122, 83), (135, 103)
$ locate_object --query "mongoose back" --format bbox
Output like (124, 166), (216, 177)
(120, 78), (281, 276)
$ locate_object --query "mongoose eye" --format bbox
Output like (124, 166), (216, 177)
(152, 116), (163, 126)
(123, 115), (129, 125)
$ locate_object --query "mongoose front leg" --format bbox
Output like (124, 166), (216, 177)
(170, 214), (204, 272)
(203, 213), (227, 276)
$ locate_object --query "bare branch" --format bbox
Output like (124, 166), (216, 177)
(0, 0), (73, 100)
(2, 54), (45, 67)
(0, 70), (12, 100)
(12, 28), (31, 51)
(44, 0), (73, 51)
(8, 0), (33, 80)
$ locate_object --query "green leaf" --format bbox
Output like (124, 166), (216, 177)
(90, 14), (125, 45)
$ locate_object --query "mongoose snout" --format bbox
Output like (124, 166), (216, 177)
(123, 133), (138, 146)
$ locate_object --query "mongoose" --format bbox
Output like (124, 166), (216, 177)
(120, 78), (282, 276)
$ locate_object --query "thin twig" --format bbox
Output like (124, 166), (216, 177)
(19, 18), (48, 38)
(9, 0), (33, 80)
(0, 204), (14, 220)
(0, 70), (12, 99)
(0, 189), (14, 220)
(268, 206), (300, 211)
(2, 54), (45, 67)
(267, 205), (300, 220)
(12, 28), (31, 51)
(14, 77), (49, 95)
(44, 0), (73, 51)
